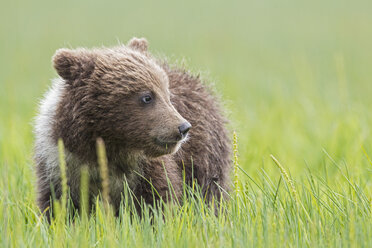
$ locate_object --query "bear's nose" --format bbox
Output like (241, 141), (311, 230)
(178, 122), (192, 137)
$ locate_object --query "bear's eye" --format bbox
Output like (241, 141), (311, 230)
(141, 94), (153, 104)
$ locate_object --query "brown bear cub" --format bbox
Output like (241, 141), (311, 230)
(34, 38), (231, 217)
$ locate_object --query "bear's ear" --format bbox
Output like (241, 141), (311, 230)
(52, 48), (96, 81)
(127, 37), (148, 53)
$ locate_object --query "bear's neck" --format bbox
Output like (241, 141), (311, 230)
(108, 149), (146, 175)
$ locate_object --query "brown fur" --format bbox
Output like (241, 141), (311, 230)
(34, 38), (231, 218)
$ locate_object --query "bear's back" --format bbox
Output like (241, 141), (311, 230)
(164, 65), (231, 201)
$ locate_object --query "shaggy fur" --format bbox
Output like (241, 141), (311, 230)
(34, 38), (231, 217)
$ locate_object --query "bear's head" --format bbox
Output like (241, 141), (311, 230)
(52, 38), (191, 160)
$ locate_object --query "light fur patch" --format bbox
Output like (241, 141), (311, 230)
(34, 78), (65, 181)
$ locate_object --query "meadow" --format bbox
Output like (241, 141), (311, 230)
(1, 0), (372, 247)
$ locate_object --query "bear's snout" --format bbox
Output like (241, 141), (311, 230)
(178, 122), (191, 137)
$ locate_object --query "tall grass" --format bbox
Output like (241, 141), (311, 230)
(3, 136), (371, 247)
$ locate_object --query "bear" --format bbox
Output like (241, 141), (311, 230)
(34, 37), (231, 218)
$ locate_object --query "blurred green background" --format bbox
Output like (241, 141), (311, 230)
(1, 0), (372, 193)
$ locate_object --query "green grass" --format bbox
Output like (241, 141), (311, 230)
(1, 0), (372, 247)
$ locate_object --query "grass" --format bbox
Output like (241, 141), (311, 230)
(1, 0), (372, 247)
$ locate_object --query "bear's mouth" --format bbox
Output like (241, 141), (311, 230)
(154, 138), (179, 148)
